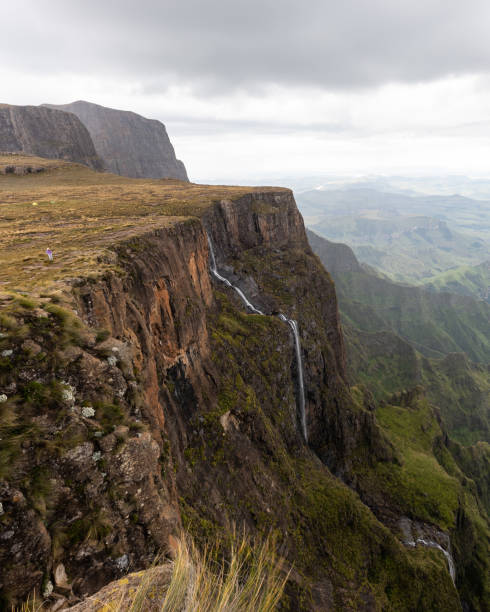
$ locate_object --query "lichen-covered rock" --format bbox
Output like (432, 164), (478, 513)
(68, 566), (172, 611)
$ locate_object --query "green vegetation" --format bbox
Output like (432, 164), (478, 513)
(362, 392), (460, 529)
(309, 230), (489, 607)
(422, 261), (489, 303)
(345, 326), (490, 446)
(337, 267), (490, 363)
(352, 388), (490, 609)
(309, 230), (490, 444)
(178, 292), (460, 610)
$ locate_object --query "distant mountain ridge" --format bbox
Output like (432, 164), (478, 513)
(0, 104), (104, 170)
(45, 100), (188, 181)
(297, 186), (490, 283)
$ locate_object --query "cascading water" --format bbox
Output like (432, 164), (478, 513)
(415, 538), (456, 584)
(207, 234), (264, 315)
(278, 315), (307, 441)
(206, 234), (307, 441)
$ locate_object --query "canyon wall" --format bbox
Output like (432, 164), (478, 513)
(0, 187), (461, 609)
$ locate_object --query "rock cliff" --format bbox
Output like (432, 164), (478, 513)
(45, 101), (188, 181)
(0, 105), (104, 170)
(0, 157), (469, 610)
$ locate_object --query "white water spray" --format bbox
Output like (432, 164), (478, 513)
(206, 234), (307, 440)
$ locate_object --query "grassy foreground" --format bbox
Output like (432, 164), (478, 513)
(17, 533), (288, 611)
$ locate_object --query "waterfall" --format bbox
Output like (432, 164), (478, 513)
(207, 234), (264, 315)
(206, 234), (307, 440)
(415, 538), (456, 583)
(278, 315), (307, 441)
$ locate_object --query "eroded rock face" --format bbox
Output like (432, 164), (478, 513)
(0, 104), (104, 170)
(45, 100), (188, 181)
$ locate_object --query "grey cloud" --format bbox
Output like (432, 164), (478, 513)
(165, 115), (355, 136)
(2, 0), (490, 93)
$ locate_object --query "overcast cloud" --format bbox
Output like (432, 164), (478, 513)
(2, 0), (490, 180)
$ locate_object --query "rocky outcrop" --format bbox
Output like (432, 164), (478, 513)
(45, 101), (188, 181)
(0, 104), (104, 170)
(307, 229), (363, 274)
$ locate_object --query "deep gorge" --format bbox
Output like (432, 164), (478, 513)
(0, 168), (486, 610)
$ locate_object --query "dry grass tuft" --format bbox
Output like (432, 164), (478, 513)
(66, 531), (289, 611)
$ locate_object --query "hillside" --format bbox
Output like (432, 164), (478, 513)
(308, 230), (490, 446)
(45, 101), (188, 181)
(0, 157), (487, 610)
(296, 186), (490, 242)
(422, 261), (490, 303)
(308, 230), (490, 364)
(0, 104), (104, 171)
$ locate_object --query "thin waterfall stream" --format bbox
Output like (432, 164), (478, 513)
(415, 538), (456, 584)
(206, 234), (308, 441)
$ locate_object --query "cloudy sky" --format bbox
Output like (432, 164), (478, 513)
(3, 0), (490, 181)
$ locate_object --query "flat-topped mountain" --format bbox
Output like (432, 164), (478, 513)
(45, 100), (188, 181)
(0, 104), (104, 170)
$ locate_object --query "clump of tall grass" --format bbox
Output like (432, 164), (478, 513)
(67, 531), (289, 611)
(159, 532), (288, 612)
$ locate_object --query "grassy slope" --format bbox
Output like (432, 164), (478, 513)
(337, 268), (490, 363)
(344, 326), (490, 446)
(0, 154), (278, 292)
(307, 230), (490, 445)
(353, 389), (490, 610)
(307, 231), (490, 363)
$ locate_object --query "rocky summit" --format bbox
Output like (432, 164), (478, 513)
(0, 105), (104, 171)
(45, 101), (189, 181)
(0, 156), (487, 611)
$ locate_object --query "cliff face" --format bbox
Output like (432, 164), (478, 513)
(0, 105), (104, 170)
(45, 101), (189, 181)
(0, 161), (462, 610)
